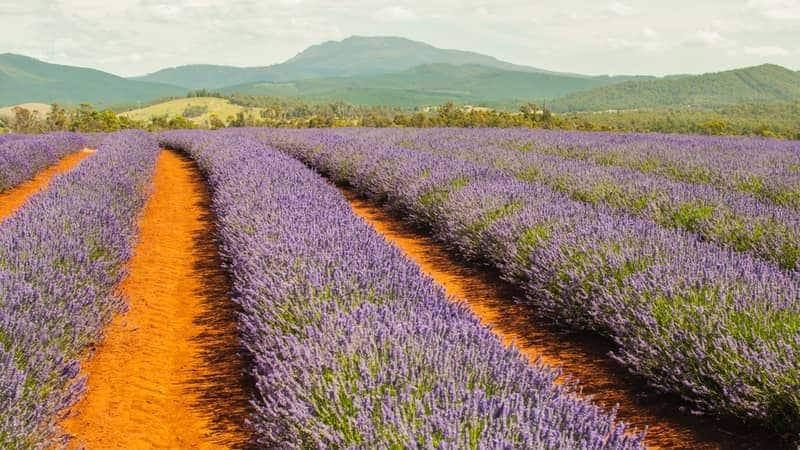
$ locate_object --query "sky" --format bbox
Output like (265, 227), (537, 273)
(1, 0), (798, 77)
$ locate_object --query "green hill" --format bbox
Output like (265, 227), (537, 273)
(550, 64), (800, 112)
(133, 36), (592, 89)
(220, 63), (642, 108)
(120, 97), (251, 124)
(0, 54), (185, 107)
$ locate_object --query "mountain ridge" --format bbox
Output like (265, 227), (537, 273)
(132, 36), (602, 89)
(219, 62), (652, 108)
(0, 53), (184, 107)
(2, 37), (798, 111)
(549, 64), (800, 111)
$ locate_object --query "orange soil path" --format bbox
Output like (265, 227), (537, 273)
(0, 149), (93, 221)
(342, 188), (779, 450)
(62, 150), (250, 449)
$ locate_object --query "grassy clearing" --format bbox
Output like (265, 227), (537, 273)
(119, 97), (255, 125)
(0, 103), (52, 120)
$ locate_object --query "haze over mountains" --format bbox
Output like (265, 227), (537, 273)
(1, 36), (798, 111)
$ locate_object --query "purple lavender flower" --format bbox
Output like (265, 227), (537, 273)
(0, 132), (87, 193)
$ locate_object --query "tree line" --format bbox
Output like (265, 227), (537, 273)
(2, 94), (798, 140)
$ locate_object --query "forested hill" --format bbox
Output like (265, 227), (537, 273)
(549, 64), (800, 112)
(0, 53), (183, 107)
(219, 63), (643, 108)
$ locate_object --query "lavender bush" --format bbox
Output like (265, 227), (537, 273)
(161, 129), (644, 449)
(0, 132), (87, 194)
(496, 129), (800, 209)
(334, 128), (800, 271)
(346, 127), (800, 209)
(260, 129), (800, 442)
(0, 131), (158, 448)
(0, 134), (25, 146)
(77, 132), (110, 151)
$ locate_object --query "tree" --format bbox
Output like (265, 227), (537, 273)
(409, 112), (429, 128)
(12, 107), (40, 133)
(227, 112), (246, 128)
(45, 104), (69, 131)
(208, 114), (226, 130)
(167, 116), (195, 129)
(519, 102), (539, 121)
(698, 119), (729, 136)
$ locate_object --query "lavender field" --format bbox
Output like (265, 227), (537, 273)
(0, 131), (158, 447)
(258, 127), (800, 444)
(0, 128), (797, 449)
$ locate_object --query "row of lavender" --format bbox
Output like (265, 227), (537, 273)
(161, 130), (644, 449)
(0, 134), (25, 146)
(339, 128), (800, 271)
(0, 131), (158, 448)
(500, 130), (800, 209)
(0, 133), (87, 194)
(260, 129), (800, 442)
(354, 128), (800, 209)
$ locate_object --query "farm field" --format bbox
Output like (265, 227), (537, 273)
(265, 129), (800, 427)
(119, 97), (256, 126)
(0, 128), (798, 449)
(0, 103), (52, 123)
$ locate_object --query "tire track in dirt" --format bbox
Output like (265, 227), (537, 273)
(0, 149), (93, 221)
(341, 187), (782, 450)
(61, 149), (251, 449)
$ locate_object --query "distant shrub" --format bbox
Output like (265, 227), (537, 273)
(698, 119), (729, 135)
(208, 114), (226, 130)
(182, 104), (208, 118)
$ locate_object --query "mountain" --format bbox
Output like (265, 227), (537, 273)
(130, 64), (265, 92)
(220, 63), (648, 108)
(133, 36), (575, 89)
(274, 35), (554, 76)
(549, 64), (800, 112)
(0, 53), (184, 107)
(6, 38), (796, 113)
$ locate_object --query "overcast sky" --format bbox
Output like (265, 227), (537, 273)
(2, 0), (798, 77)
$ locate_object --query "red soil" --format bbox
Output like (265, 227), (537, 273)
(342, 188), (780, 450)
(0, 149), (93, 221)
(61, 150), (250, 449)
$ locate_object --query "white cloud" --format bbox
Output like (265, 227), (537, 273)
(605, 25), (665, 53)
(743, 45), (790, 56)
(685, 30), (733, 48)
(0, 0), (52, 15)
(144, 3), (184, 21)
(710, 18), (759, 32)
(0, 0), (798, 77)
(747, 0), (800, 20)
(605, 1), (634, 16)
(373, 6), (418, 22)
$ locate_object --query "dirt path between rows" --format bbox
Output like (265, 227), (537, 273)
(341, 188), (781, 450)
(0, 149), (93, 221)
(62, 150), (251, 449)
